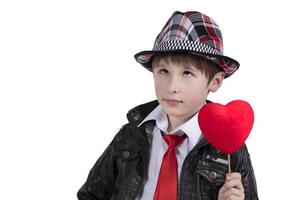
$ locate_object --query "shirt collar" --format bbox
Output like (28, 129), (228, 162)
(138, 104), (202, 148)
(138, 105), (164, 128)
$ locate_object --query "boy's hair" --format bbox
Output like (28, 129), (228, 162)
(151, 52), (224, 85)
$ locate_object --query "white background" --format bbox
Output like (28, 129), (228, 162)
(1, 0), (299, 199)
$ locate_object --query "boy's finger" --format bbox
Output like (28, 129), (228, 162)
(222, 187), (243, 199)
(223, 178), (244, 191)
(226, 172), (241, 181)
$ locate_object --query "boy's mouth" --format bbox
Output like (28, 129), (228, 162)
(164, 98), (182, 102)
(163, 98), (183, 104)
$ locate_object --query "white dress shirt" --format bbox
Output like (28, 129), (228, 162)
(137, 105), (203, 200)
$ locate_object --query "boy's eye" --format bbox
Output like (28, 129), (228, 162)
(159, 69), (168, 74)
(183, 71), (194, 76)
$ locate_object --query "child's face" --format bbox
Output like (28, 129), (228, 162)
(152, 58), (215, 124)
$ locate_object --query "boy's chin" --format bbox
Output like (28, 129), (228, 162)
(164, 109), (186, 119)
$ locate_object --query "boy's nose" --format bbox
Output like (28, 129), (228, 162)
(168, 88), (179, 94)
(167, 77), (180, 94)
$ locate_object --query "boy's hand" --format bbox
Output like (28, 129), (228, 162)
(218, 172), (245, 200)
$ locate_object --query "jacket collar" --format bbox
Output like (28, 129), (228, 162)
(127, 99), (212, 128)
(127, 99), (211, 151)
(126, 100), (159, 128)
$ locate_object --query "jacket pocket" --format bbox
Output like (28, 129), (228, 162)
(115, 142), (140, 162)
(195, 154), (228, 187)
(115, 150), (139, 162)
(114, 142), (142, 196)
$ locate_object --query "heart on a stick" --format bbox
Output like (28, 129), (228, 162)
(198, 100), (254, 154)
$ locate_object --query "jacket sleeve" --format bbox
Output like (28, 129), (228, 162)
(232, 145), (259, 200)
(77, 125), (126, 200)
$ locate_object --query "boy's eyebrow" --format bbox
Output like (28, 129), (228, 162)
(183, 65), (197, 70)
(153, 64), (166, 68)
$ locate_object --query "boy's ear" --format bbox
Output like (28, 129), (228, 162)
(208, 72), (225, 93)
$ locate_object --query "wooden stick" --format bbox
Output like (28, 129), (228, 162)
(228, 154), (231, 173)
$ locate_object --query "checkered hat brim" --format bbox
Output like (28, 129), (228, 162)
(134, 11), (240, 78)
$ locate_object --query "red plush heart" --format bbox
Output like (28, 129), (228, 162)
(198, 100), (254, 154)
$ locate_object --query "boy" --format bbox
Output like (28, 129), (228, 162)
(77, 11), (258, 200)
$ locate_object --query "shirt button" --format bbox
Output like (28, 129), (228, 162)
(122, 151), (130, 159)
(208, 171), (218, 179)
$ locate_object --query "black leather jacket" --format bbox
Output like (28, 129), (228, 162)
(77, 100), (258, 200)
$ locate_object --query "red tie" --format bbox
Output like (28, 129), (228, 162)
(153, 134), (186, 200)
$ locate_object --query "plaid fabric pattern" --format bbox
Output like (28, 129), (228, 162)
(134, 11), (240, 78)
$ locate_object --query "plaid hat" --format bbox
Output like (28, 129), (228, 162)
(134, 11), (240, 78)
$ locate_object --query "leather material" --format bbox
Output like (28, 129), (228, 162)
(77, 100), (259, 200)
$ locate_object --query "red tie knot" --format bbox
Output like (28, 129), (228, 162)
(163, 134), (186, 148)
